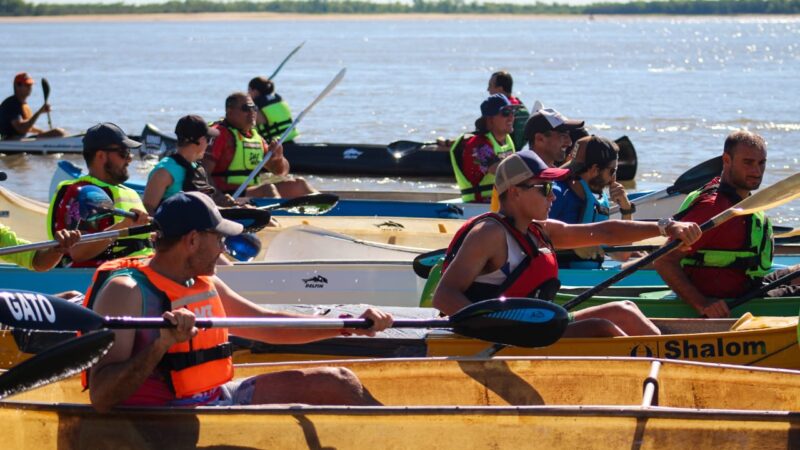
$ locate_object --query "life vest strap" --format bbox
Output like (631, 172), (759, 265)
(162, 342), (233, 371)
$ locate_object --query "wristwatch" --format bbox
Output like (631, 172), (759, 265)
(619, 203), (637, 215)
(657, 217), (674, 237)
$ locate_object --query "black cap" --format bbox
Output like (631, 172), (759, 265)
(154, 192), (243, 238)
(562, 135), (619, 171)
(175, 115), (220, 142)
(83, 122), (141, 153)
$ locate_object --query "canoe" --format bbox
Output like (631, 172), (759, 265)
(1, 357), (799, 448)
(140, 123), (639, 180)
(0, 134), (85, 155)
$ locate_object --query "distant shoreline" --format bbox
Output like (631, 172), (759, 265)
(1, 12), (798, 22)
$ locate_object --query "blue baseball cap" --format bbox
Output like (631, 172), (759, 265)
(480, 93), (518, 117)
(154, 192), (243, 238)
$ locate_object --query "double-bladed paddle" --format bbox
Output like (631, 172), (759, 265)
(250, 192), (339, 215)
(268, 41), (305, 81)
(0, 293), (569, 399)
(232, 68), (347, 199)
(41, 78), (53, 130)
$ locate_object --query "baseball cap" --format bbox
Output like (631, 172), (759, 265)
(154, 192), (243, 238)
(13, 72), (33, 86)
(480, 93), (518, 117)
(83, 122), (142, 153)
(563, 135), (619, 171)
(175, 114), (219, 142)
(494, 150), (570, 195)
(524, 108), (585, 139)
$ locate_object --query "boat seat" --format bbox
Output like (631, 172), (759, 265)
(652, 318), (737, 335)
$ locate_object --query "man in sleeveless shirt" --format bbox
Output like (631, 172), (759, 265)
(433, 150), (702, 338)
(87, 192), (393, 411)
(0, 72), (66, 140)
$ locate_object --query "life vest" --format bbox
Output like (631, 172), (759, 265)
(215, 124), (266, 187)
(508, 98), (530, 151)
(47, 176), (154, 267)
(81, 257), (234, 399)
(675, 179), (773, 279)
(256, 94), (299, 143)
(169, 153), (217, 197)
(443, 212), (560, 302)
(556, 178), (610, 269)
(449, 133), (515, 203)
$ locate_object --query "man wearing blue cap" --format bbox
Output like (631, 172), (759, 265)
(48, 122), (151, 268)
(85, 191), (393, 411)
(433, 150), (702, 338)
(449, 93), (518, 203)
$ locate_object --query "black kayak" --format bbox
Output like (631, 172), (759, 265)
(139, 123), (638, 180)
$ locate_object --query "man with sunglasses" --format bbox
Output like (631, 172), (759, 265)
(449, 93), (518, 203)
(433, 150), (702, 338)
(48, 122), (152, 268)
(143, 115), (239, 214)
(487, 71), (529, 151)
(204, 92), (315, 199)
(0, 72), (66, 140)
(550, 135), (638, 268)
(524, 107), (584, 167)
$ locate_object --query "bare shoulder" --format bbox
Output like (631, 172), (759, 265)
(92, 275), (142, 316)
(540, 219), (568, 235)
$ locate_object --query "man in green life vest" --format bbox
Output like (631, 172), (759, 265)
(248, 76), (299, 144)
(654, 130), (798, 318)
(487, 71), (529, 151)
(204, 92), (316, 199)
(48, 123), (152, 268)
(449, 94), (519, 204)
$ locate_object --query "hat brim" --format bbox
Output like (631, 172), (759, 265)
(121, 137), (143, 149)
(537, 167), (571, 181)
(213, 218), (244, 237)
(554, 120), (585, 132)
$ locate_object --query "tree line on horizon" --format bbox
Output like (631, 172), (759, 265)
(2, 0), (799, 16)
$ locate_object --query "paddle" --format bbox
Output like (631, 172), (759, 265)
(726, 268), (800, 311)
(562, 172), (800, 311)
(608, 155), (723, 215)
(232, 68), (347, 199)
(41, 77), (53, 129)
(250, 192), (339, 215)
(268, 41), (305, 81)
(386, 140), (437, 159)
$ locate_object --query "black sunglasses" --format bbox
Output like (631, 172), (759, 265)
(516, 181), (553, 197)
(500, 108), (514, 117)
(240, 104), (258, 113)
(100, 146), (131, 159)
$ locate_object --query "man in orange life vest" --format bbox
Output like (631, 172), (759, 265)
(654, 130), (799, 318)
(433, 150), (702, 337)
(85, 192), (392, 412)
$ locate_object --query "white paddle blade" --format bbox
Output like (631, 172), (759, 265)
(711, 173), (800, 225)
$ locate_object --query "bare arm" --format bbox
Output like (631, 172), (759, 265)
(142, 169), (174, 214)
(653, 248), (730, 318)
(31, 229), (80, 271)
(216, 277), (392, 343)
(88, 277), (197, 412)
(69, 209), (150, 263)
(264, 141), (290, 176)
(11, 104), (48, 136)
(543, 219), (701, 250)
(432, 221), (505, 316)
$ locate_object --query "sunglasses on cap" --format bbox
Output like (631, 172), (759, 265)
(239, 103), (258, 113)
(516, 181), (553, 197)
(100, 146), (132, 159)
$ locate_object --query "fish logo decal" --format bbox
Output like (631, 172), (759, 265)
(303, 275), (329, 289)
(374, 220), (405, 230)
(343, 148), (363, 160)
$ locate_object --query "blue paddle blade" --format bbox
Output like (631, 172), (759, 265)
(77, 185), (115, 222)
(224, 233), (262, 262)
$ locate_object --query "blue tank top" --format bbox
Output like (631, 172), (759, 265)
(148, 156), (193, 201)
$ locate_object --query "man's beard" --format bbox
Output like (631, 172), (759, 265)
(729, 170), (762, 191)
(104, 161), (129, 184)
(587, 173), (606, 194)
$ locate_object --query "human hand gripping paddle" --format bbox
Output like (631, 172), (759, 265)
(0, 293), (569, 399)
(41, 78), (53, 130)
(232, 68), (347, 199)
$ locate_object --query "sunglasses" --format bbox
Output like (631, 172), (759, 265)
(101, 146), (131, 159)
(499, 108), (514, 117)
(516, 181), (553, 197)
(240, 103), (258, 113)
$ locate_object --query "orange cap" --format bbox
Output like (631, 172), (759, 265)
(13, 72), (34, 85)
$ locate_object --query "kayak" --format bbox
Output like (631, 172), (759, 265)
(1, 357), (798, 448)
(0, 134), (85, 155)
(140, 123), (639, 181)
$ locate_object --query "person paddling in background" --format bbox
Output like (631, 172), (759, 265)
(248, 77), (299, 144)
(203, 92), (315, 199)
(0, 72), (66, 140)
(1, 224), (81, 272)
(487, 71), (529, 151)
(524, 107), (583, 167)
(654, 130), (799, 318)
(85, 192), (393, 412)
(449, 94), (518, 204)
(433, 150), (702, 337)
(49, 123), (151, 268)
(143, 115), (243, 214)
(550, 135), (639, 268)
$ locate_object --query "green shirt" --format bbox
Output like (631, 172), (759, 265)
(0, 225), (35, 270)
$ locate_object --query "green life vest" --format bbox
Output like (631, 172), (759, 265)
(257, 95), (298, 143)
(676, 182), (773, 279)
(47, 175), (154, 266)
(511, 104), (530, 151)
(224, 125), (267, 187)
(449, 132), (515, 203)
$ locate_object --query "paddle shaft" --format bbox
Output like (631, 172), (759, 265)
(726, 268), (800, 311)
(100, 317), (450, 330)
(232, 68), (347, 199)
(268, 41), (305, 80)
(0, 224), (152, 257)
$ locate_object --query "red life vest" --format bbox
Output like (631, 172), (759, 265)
(81, 257), (234, 399)
(443, 212), (560, 302)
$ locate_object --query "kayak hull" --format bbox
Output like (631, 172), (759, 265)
(1, 357), (799, 449)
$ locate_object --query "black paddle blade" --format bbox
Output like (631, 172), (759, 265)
(450, 298), (569, 348)
(219, 208), (272, 233)
(412, 248), (447, 279)
(276, 193), (339, 215)
(0, 290), (104, 332)
(0, 329), (114, 400)
(672, 155), (723, 195)
(41, 78), (51, 100)
(614, 136), (637, 182)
